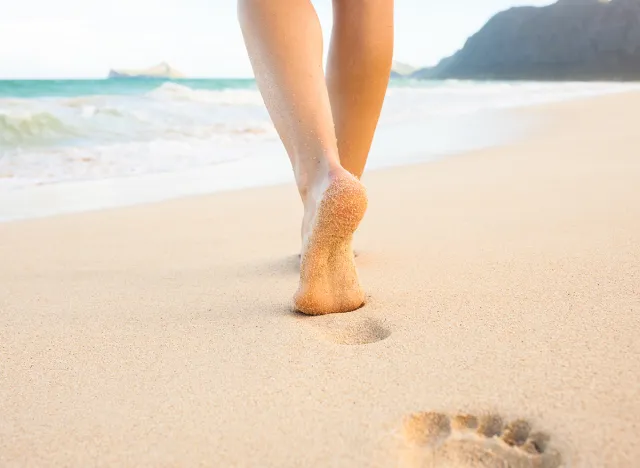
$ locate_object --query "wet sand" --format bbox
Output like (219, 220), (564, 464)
(1, 92), (639, 467)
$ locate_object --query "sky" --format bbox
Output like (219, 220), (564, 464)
(0, 0), (555, 79)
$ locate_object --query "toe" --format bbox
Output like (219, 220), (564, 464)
(403, 412), (451, 447)
(521, 431), (551, 454)
(451, 414), (479, 431)
(501, 419), (531, 446)
(476, 414), (504, 438)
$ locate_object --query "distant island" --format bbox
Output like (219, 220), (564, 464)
(108, 62), (184, 79)
(413, 0), (640, 81)
(390, 61), (417, 78)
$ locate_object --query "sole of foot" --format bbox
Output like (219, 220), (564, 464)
(297, 250), (359, 261)
(402, 412), (562, 468)
(294, 173), (368, 315)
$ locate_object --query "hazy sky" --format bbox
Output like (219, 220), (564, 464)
(0, 0), (554, 79)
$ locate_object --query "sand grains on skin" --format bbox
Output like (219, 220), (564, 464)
(294, 174), (368, 315)
(401, 412), (562, 468)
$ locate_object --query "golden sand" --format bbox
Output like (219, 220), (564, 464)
(1, 92), (639, 466)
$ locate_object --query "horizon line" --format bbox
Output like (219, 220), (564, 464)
(0, 76), (258, 81)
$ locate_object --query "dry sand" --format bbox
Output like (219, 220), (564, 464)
(1, 92), (639, 467)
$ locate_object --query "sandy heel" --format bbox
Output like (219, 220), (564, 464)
(295, 175), (368, 315)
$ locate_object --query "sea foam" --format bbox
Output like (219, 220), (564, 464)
(1, 79), (638, 189)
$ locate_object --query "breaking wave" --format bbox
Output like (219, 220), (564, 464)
(0, 112), (75, 145)
(2, 78), (639, 189)
(147, 82), (264, 106)
(0, 84), (273, 147)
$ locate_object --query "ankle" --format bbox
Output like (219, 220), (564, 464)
(295, 152), (341, 204)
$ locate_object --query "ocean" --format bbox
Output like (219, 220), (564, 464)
(0, 78), (637, 220)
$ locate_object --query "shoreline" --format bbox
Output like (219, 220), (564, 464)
(3, 81), (639, 223)
(1, 91), (639, 467)
(0, 107), (530, 223)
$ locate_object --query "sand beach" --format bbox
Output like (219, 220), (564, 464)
(1, 91), (639, 467)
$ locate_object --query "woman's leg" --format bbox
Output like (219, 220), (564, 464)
(238, 0), (368, 315)
(327, 0), (394, 178)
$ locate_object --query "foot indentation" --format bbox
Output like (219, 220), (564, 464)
(308, 316), (391, 345)
(329, 318), (390, 345)
(476, 414), (503, 438)
(402, 411), (562, 468)
(451, 414), (478, 431)
(404, 412), (451, 446)
(522, 432), (550, 455)
(502, 420), (532, 447)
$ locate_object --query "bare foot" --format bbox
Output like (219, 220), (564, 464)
(402, 412), (562, 468)
(294, 170), (368, 315)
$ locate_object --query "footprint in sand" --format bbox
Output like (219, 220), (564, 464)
(303, 315), (390, 345)
(401, 412), (562, 468)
